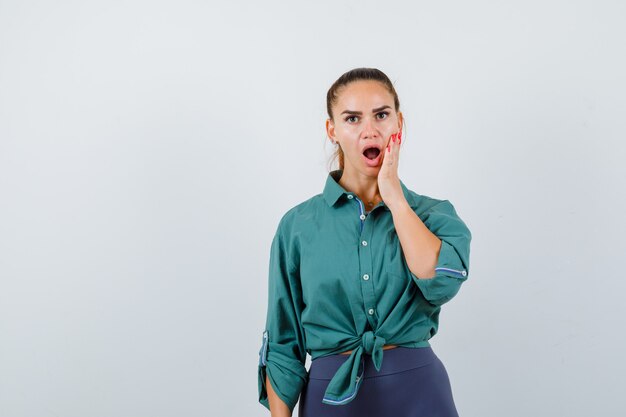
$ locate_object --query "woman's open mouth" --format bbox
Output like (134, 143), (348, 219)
(362, 146), (382, 167)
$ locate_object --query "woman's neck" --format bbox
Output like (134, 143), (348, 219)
(338, 168), (382, 209)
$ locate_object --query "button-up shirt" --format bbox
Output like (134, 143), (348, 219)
(257, 169), (472, 412)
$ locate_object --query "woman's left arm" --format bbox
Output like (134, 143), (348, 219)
(388, 201), (441, 279)
(378, 130), (440, 279)
(380, 131), (471, 305)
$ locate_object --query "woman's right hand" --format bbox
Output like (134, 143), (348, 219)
(266, 375), (293, 417)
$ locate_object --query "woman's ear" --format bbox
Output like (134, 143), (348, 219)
(326, 118), (336, 144)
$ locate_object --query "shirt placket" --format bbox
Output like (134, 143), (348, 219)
(347, 193), (379, 328)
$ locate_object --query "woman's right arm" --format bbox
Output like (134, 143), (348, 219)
(266, 375), (292, 417)
(257, 216), (308, 415)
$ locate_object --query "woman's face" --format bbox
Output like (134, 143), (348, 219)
(327, 80), (403, 175)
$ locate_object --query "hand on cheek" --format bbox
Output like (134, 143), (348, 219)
(385, 127), (402, 158)
(378, 128), (404, 208)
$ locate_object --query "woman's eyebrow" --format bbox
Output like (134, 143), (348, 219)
(340, 105), (391, 116)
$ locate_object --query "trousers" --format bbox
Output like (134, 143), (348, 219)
(298, 346), (460, 417)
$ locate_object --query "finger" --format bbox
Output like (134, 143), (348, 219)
(394, 132), (401, 155)
(386, 133), (395, 155)
(386, 134), (397, 164)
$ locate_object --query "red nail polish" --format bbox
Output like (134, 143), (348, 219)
(398, 130), (402, 140)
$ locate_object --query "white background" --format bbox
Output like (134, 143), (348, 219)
(1, 1), (625, 416)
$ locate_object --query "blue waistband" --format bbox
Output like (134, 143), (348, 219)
(309, 346), (437, 380)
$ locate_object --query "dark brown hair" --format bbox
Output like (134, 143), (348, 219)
(326, 67), (405, 171)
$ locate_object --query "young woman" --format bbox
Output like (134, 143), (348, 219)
(257, 68), (472, 417)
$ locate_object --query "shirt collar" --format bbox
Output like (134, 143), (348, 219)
(323, 169), (419, 210)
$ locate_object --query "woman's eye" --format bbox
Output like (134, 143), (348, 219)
(345, 112), (389, 123)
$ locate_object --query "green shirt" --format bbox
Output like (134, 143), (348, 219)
(257, 169), (472, 412)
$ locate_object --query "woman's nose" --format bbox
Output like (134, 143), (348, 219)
(361, 117), (379, 138)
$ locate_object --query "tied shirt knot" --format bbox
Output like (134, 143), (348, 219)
(361, 330), (386, 369)
(321, 330), (387, 406)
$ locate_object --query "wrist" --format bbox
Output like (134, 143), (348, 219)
(386, 197), (411, 214)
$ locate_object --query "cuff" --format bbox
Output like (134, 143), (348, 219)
(411, 239), (469, 307)
(258, 331), (308, 412)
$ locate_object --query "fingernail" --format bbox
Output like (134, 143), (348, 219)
(398, 130), (402, 140)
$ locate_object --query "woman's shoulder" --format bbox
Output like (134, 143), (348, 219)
(405, 188), (470, 237)
(274, 193), (325, 231)
(402, 186), (469, 226)
(404, 187), (452, 212)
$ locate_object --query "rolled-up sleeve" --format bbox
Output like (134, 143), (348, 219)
(411, 200), (472, 307)
(257, 219), (308, 413)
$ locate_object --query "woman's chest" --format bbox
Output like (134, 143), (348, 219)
(297, 210), (411, 302)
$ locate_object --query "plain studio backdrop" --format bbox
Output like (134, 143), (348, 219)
(1, 1), (625, 416)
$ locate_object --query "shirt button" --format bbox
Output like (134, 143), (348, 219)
(361, 240), (367, 246)
(347, 194), (354, 199)
(363, 274), (369, 280)
(368, 308), (375, 315)
(359, 214), (366, 220)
